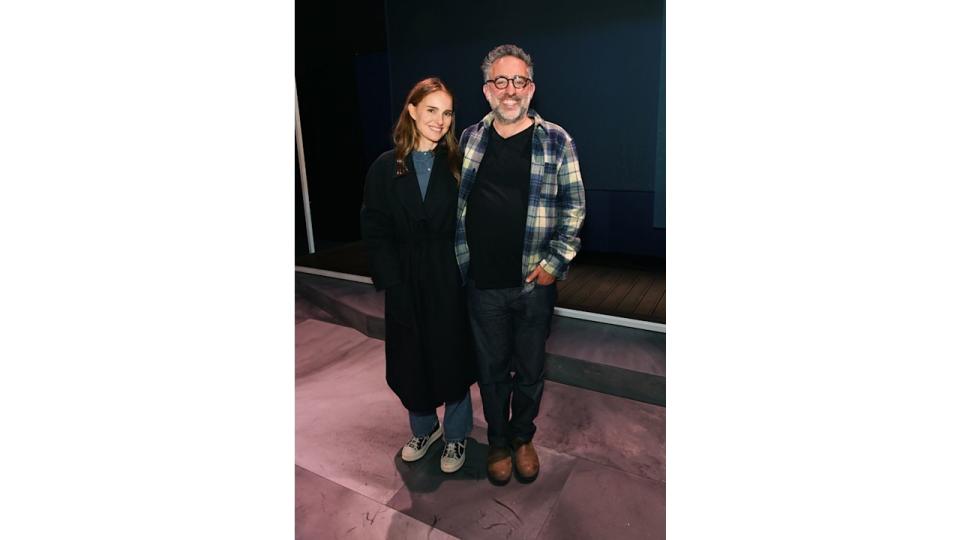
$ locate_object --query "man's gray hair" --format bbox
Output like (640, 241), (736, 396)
(481, 44), (534, 82)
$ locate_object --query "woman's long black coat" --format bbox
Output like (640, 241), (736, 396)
(360, 145), (475, 412)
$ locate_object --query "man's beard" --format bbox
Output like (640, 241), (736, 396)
(490, 96), (529, 124)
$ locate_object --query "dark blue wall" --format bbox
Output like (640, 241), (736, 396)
(296, 0), (664, 257)
(384, 0), (665, 257)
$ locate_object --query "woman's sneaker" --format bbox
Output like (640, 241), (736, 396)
(401, 423), (442, 462)
(440, 440), (467, 473)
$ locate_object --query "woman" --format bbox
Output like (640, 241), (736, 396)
(360, 77), (475, 473)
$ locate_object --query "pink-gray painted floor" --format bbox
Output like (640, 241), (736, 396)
(295, 272), (665, 405)
(296, 299), (665, 539)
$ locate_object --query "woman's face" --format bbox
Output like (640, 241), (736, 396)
(407, 90), (453, 150)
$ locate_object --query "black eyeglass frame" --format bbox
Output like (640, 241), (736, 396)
(485, 75), (533, 90)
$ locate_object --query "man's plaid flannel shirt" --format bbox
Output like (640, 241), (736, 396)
(455, 109), (586, 290)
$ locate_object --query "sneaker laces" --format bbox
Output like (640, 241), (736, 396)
(406, 425), (439, 450)
(406, 435), (428, 450)
(443, 441), (465, 459)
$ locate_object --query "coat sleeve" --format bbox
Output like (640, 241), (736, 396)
(360, 160), (402, 290)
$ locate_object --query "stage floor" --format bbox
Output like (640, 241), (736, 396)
(295, 301), (665, 539)
(296, 242), (665, 324)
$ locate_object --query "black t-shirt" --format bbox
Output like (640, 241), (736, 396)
(466, 124), (534, 289)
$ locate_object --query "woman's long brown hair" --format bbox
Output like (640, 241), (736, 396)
(393, 77), (463, 183)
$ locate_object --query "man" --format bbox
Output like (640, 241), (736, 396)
(456, 44), (586, 485)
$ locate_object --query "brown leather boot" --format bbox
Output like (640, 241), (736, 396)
(486, 446), (513, 485)
(512, 440), (540, 483)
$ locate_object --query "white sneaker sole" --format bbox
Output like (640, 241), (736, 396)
(440, 456), (465, 473)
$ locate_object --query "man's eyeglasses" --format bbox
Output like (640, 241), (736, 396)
(485, 75), (532, 90)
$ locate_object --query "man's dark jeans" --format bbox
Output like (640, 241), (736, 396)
(467, 280), (556, 449)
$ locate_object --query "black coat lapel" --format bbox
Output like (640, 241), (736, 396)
(422, 145), (454, 218)
(398, 145), (456, 222)
(396, 154), (427, 222)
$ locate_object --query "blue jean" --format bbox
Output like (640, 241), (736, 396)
(408, 390), (473, 442)
(467, 280), (556, 449)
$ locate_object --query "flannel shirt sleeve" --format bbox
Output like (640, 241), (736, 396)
(540, 137), (586, 278)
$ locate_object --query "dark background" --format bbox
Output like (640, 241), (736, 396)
(296, 0), (665, 258)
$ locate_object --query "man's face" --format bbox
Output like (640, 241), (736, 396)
(483, 56), (535, 125)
